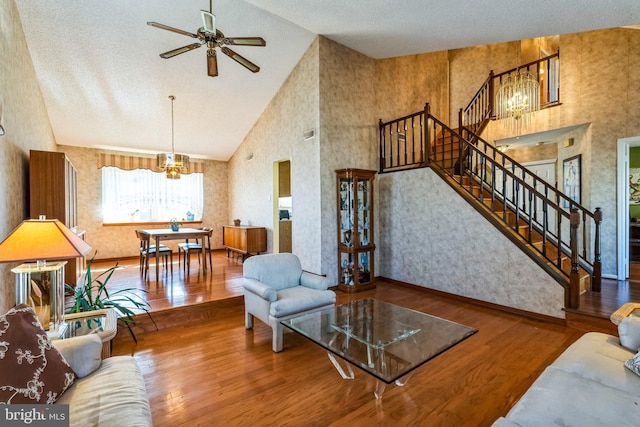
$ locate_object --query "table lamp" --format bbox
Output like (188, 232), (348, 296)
(0, 216), (92, 337)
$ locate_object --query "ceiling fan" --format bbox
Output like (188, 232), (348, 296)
(147, 1), (266, 77)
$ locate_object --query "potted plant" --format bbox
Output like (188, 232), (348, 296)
(65, 254), (156, 343)
(169, 218), (181, 231)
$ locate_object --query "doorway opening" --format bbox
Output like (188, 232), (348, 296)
(617, 136), (640, 281)
(273, 159), (292, 253)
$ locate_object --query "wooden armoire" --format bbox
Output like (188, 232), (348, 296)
(29, 150), (86, 286)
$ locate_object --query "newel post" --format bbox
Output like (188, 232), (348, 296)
(568, 208), (581, 309)
(592, 207), (603, 292)
(424, 102), (431, 166)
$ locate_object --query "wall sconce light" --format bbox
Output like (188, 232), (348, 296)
(0, 124), (4, 136)
(303, 128), (316, 141)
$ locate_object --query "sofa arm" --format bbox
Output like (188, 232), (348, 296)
(243, 278), (277, 302)
(300, 271), (331, 291)
(52, 334), (102, 379)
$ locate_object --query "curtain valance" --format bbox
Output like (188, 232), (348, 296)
(97, 153), (203, 174)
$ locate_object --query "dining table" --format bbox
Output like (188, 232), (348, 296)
(141, 228), (210, 279)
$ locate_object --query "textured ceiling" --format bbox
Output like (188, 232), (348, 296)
(14, 0), (640, 161)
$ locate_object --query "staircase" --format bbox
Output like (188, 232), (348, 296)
(378, 52), (602, 309)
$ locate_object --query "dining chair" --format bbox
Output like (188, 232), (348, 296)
(178, 227), (213, 275)
(135, 230), (173, 279)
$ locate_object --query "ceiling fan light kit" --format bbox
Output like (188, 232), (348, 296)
(147, 2), (266, 77)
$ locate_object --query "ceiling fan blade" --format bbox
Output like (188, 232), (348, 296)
(160, 43), (202, 59)
(200, 10), (216, 33)
(147, 21), (198, 39)
(223, 37), (266, 47)
(221, 47), (260, 73)
(207, 49), (218, 77)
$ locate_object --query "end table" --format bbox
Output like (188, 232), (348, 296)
(61, 309), (118, 358)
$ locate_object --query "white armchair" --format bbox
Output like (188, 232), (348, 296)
(243, 253), (336, 352)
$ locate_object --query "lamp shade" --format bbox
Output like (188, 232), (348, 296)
(0, 218), (92, 263)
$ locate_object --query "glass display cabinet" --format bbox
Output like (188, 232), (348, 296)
(336, 168), (376, 293)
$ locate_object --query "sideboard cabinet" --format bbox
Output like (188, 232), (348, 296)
(336, 168), (376, 293)
(222, 225), (267, 260)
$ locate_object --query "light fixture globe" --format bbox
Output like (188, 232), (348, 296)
(495, 69), (540, 135)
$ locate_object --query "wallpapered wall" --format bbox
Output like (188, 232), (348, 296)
(227, 37), (322, 273)
(377, 168), (565, 318)
(0, 0), (58, 313)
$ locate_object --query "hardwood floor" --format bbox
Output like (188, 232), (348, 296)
(100, 252), (636, 426)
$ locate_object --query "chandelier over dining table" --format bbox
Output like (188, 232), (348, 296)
(494, 69), (540, 135)
(157, 95), (190, 179)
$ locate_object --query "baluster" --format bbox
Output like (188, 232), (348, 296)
(424, 103), (430, 166)
(388, 123), (393, 169)
(514, 180), (520, 232)
(410, 116), (415, 165)
(402, 119), (407, 166)
(395, 121), (400, 168)
(527, 190), (533, 242)
(501, 155), (507, 222)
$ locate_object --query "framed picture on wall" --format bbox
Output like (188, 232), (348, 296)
(563, 155), (581, 208)
(630, 168), (640, 204)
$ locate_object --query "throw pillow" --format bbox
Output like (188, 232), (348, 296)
(618, 315), (640, 351)
(625, 350), (640, 377)
(0, 304), (76, 404)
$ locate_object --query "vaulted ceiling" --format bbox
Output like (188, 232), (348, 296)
(14, 0), (640, 160)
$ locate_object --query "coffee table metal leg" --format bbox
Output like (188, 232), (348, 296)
(328, 352), (354, 379)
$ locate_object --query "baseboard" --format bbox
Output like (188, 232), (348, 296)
(378, 276), (566, 326)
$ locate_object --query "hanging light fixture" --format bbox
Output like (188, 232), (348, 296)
(495, 69), (540, 135)
(157, 95), (189, 179)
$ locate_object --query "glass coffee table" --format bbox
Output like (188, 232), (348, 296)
(282, 298), (477, 399)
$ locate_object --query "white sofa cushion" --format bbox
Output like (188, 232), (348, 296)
(53, 334), (102, 379)
(619, 316), (640, 351)
(270, 287), (336, 317)
(496, 332), (640, 427)
(505, 366), (640, 426)
(56, 356), (152, 427)
(550, 332), (640, 395)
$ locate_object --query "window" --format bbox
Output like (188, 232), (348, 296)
(102, 166), (203, 223)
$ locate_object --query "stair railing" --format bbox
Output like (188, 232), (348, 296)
(379, 102), (602, 308)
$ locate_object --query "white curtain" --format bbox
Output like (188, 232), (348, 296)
(102, 167), (204, 223)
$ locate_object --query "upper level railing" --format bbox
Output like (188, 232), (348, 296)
(460, 51), (560, 137)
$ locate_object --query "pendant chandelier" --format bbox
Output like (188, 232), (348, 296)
(494, 69), (540, 135)
(157, 95), (189, 179)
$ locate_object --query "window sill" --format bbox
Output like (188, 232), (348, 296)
(102, 220), (204, 227)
